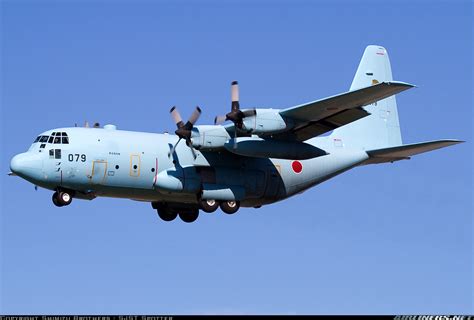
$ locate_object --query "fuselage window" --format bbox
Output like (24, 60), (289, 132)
(34, 136), (40, 143)
(49, 149), (54, 158)
(48, 136), (54, 143)
(53, 137), (61, 144)
(62, 137), (69, 144)
(55, 149), (61, 159)
(39, 136), (49, 143)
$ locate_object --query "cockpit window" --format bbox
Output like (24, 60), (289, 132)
(36, 133), (69, 145)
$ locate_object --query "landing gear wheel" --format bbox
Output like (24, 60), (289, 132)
(58, 191), (72, 206)
(220, 200), (240, 214)
(199, 199), (219, 213)
(157, 206), (178, 222)
(52, 192), (63, 207)
(179, 209), (199, 223)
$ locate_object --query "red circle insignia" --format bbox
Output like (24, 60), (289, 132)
(292, 161), (303, 174)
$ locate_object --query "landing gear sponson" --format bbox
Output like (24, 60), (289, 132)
(152, 199), (241, 223)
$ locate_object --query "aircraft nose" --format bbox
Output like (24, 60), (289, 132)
(10, 152), (42, 177)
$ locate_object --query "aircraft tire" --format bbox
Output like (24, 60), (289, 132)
(157, 207), (178, 222)
(52, 192), (63, 207)
(179, 210), (199, 223)
(199, 199), (219, 213)
(220, 200), (240, 214)
(58, 191), (73, 206)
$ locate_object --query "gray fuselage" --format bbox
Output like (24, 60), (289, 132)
(11, 126), (369, 208)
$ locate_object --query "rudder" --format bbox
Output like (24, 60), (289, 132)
(330, 45), (403, 150)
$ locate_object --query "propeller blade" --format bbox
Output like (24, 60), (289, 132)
(188, 106), (202, 126)
(214, 115), (227, 125)
(170, 106), (184, 128)
(231, 80), (240, 111)
(168, 137), (182, 158)
(242, 109), (256, 117)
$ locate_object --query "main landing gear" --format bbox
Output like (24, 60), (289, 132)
(52, 190), (73, 207)
(153, 202), (199, 223)
(152, 199), (241, 223)
(199, 199), (240, 215)
(219, 200), (240, 214)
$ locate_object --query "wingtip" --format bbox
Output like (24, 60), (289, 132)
(387, 81), (417, 88)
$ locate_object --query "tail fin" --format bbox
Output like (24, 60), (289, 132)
(331, 45), (403, 150)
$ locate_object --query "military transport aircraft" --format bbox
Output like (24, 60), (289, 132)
(9, 45), (463, 223)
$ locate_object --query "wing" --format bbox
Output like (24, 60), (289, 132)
(273, 81), (415, 141)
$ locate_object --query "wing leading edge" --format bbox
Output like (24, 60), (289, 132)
(275, 81), (415, 141)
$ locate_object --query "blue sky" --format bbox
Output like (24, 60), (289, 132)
(1, 0), (472, 315)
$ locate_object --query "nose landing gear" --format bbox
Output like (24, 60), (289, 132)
(52, 190), (73, 207)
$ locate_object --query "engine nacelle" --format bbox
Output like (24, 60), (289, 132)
(241, 109), (290, 134)
(190, 125), (230, 151)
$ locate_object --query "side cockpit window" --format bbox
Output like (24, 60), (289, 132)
(34, 136), (40, 143)
(61, 132), (69, 144)
(39, 136), (49, 143)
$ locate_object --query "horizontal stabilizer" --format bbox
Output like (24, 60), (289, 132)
(362, 139), (464, 165)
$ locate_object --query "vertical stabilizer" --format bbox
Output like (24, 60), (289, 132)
(331, 45), (403, 150)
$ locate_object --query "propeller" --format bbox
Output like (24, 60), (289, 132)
(214, 81), (256, 149)
(168, 106), (201, 159)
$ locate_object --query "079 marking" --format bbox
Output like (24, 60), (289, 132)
(68, 154), (86, 162)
